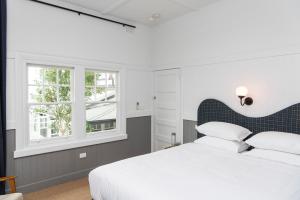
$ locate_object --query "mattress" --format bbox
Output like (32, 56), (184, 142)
(89, 143), (300, 200)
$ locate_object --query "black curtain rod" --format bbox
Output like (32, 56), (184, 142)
(29, 0), (136, 29)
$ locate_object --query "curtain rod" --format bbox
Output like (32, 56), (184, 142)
(28, 0), (136, 29)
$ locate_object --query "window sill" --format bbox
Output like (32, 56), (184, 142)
(14, 133), (128, 158)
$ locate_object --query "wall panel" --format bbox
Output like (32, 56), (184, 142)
(6, 117), (151, 193)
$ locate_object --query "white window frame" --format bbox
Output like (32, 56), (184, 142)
(27, 64), (74, 143)
(14, 53), (127, 158)
(84, 69), (119, 134)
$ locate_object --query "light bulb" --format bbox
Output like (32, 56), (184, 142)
(236, 86), (248, 97)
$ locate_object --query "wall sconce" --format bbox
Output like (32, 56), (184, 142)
(236, 86), (253, 106)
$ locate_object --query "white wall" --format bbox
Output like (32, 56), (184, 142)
(182, 55), (300, 120)
(7, 0), (152, 66)
(6, 0), (153, 129)
(152, 0), (300, 120)
(152, 0), (300, 67)
(126, 69), (153, 118)
(8, 0), (300, 126)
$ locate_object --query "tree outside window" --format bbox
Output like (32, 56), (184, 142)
(28, 65), (72, 141)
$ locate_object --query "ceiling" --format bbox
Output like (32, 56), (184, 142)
(56, 0), (221, 25)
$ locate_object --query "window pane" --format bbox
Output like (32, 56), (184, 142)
(96, 73), (106, 87)
(106, 88), (116, 101)
(44, 68), (57, 85)
(28, 86), (43, 103)
(85, 71), (95, 86)
(86, 102), (116, 133)
(107, 73), (116, 87)
(59, 86), (71, 102)
(28, 67), (43, 85)
(29, 104), (72, 141)
(58, 69), (71, 85)
(44, 86), (57, 102)
(95, 87), (106, 102)
(85, 87), (93, 102)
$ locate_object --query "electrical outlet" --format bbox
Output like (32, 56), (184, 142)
(79, 152), (87, 159)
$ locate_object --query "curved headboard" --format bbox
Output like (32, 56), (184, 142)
(197, 99), (300, 138)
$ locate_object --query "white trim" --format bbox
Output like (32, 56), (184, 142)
(152, 44), (300, 70)
(178, 68), (183, 145)
(182, 113), (197, 122)
(152, 69), (181, 151)
(15, 52), (128, 158)
(9, 51), (151, 71)
(14, 133), (127, 158)
(6, 53), (151, 131)
(126, 109), (152, 118)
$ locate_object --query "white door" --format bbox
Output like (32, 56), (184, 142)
(153, 69), (181, 151)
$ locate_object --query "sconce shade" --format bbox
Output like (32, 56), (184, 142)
(236, 86), (248, 97)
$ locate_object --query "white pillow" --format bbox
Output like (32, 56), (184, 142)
(245, 131), (300, 155)
(244, 149), (300, 166)
(195, 122), (252, 142)
(194, 136), (250, 153)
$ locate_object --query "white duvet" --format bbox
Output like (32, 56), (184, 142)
(89, 143), (300, 200)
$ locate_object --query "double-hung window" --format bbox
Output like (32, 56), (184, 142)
(85, 70), (118, 134)
(28, 65), (73, 142)
(15, 54), (127, 158)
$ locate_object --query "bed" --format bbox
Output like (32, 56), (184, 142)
(89, 99), (300, 200)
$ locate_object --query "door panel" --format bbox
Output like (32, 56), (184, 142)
(153, 69), (181, 151)
(155, 108), (177, 121)
(155, 123), (177, 139)
(156, 93), (177, 108)
(156, 74), (177, 93)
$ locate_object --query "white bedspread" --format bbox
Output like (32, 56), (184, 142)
(89, 143), (300, 200)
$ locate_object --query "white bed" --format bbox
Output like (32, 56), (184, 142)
(89, 143), (300, 200)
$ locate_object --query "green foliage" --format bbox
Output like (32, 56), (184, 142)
(34, 87), (43, 103)
(44, 86), (57, 102)
(86, 122), (95, 133)
(85, 87), (93, 99)
(59, 86), (70, 101)
(44, 68), (56, 84)
(33, 68), (72, 136)
(58, 69), (70, 85)
(50, 104), (71, 136)
(85, 71), (105, 101)
(34, 106), (48, 115)
(32, 69), (111, 136)
(85, 71), (95, 86)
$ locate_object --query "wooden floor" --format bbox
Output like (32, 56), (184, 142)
(24, 178), (91, 200)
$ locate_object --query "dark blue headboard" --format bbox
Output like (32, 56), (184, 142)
(197, 99), (300, 138)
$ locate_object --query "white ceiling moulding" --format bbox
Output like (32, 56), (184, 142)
(152, 45), (300, 71)
(28, 0), (136, 28)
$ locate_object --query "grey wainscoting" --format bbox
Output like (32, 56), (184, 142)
(6, 116), (151, 193)
(183, 120), (197, 143)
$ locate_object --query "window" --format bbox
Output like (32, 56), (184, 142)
(85, 70), (118, 134)
(15, 54), (127, 158)
(28, 65), (73, 141)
